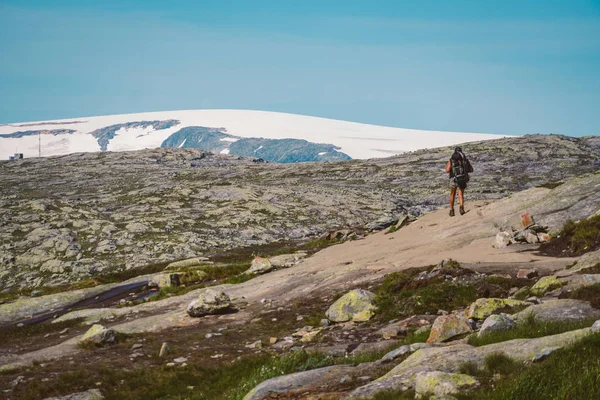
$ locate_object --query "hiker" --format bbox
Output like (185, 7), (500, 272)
(445, 146), (473, 217)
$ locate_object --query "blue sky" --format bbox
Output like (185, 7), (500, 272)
(0, 1), (599, 136)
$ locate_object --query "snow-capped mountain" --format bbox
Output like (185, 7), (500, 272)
(0, 110), (511, 162)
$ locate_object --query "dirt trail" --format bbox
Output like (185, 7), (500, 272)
(0, 187), (578, 370)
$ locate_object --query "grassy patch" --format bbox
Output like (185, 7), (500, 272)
(14, 349), (390, 400)
(559, 283), (600, 309)
(456, 333), (600, 400)
(541, 214), (600, 257)
(0, 318), (85, 346)
(467, 315), (596, 347)
(374, 266), (478, 322)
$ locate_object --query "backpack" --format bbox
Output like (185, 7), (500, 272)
(451, 152), (471, 184)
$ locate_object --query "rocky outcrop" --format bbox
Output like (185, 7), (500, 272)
(512, 299), (600, 323)
(325, 289), (377, 322)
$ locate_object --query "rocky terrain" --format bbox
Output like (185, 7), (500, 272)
(0, 134), (598, 290)
(0, 133), (599, 399)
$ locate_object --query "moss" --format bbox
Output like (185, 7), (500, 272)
(530, 276), (563, 296)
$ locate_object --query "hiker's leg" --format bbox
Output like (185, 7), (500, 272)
(458, 188), (465, 207)
(450, 187), (456, 209)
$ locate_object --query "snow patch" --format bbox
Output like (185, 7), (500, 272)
(219, 137), (238, 143)
(220, 148), (230, 155)
(178, 138), (187, 148)
(0, 109), (514, 160)
(318, 152), (328, 156)
(254, 145), (264, 153)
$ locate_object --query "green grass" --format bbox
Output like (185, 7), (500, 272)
(561, 214), (600, 254)
(374, 266), (478, 322)
(467, 314), (597, 347)
(456, 333), (600, 400)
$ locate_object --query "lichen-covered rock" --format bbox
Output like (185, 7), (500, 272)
(530, 276), (563, 296)
(187, 289), (231, 317)
(379, 342), (432, 364)
(166, 257), (209, 269)
(151, 273), (181, 288)
(42, 389), (105, 400)
(478, 314), (516, 337)
(415, 371), (479, 398)
(493, 231), (513, 248)
(375, 315), (436, 339)
(570, 249), (600, 272)
(246, 257), (273, 275)
(466, 298), (528, 320)
(427, 311), (472, 343)
(325, 289), (376, 322)
(80, 324), (116, 345)
(512, 299), (600, 323)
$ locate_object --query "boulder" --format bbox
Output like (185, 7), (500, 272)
(150, 273), (181, 288)
(512, 299), (600, 323)
(187, 289), (231, 317)
(466, 298), (528, 320)
(166, 257), (209, 269)
(246, 257), (273, 275)
(415, 371), (479, 398)
(478, 314), (516, 337)
(427, 311), (472, 343)
(530, 276), (563, 296)
(537, 233), (551, 243)
(80, 324), (116, 346)
(522, 229), (539, 244)
(592, 320), (600, 333)
(350, 339), (400, 356)
(493, 232), (513, 249)
(325, 289), (376, 322)
(42, 389), (105, 400)
(517, 268), (538, 279)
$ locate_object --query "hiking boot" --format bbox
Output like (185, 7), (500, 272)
(449, 208), (455, 217)
(459, 206), (465, 215)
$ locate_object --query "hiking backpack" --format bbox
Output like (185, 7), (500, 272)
(451, 152), (470, 184)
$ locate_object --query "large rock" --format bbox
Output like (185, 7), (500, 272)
(243, 362), (378, 400)
(517, 268), (538, 279)
(325, 289), (377, 322)
(530, 276), (563, 296)
(166, 257), (209, 269)
(186, 289), (231, 317)
(150, 273), (181, 288)
(582, 274), (600, 287)
(493, 232), (513, 248)
(478, 314), (516, 337)
(512, 299), (600, 323)
(466, 298), (528, 320)
(347, 328), (591, 399)
(427, 311), (472, 343)
(43, 389), (104, 400)
(80, 324), (116, 346)
(415, 371), (479, 398)
(246, 257), (273, 275)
